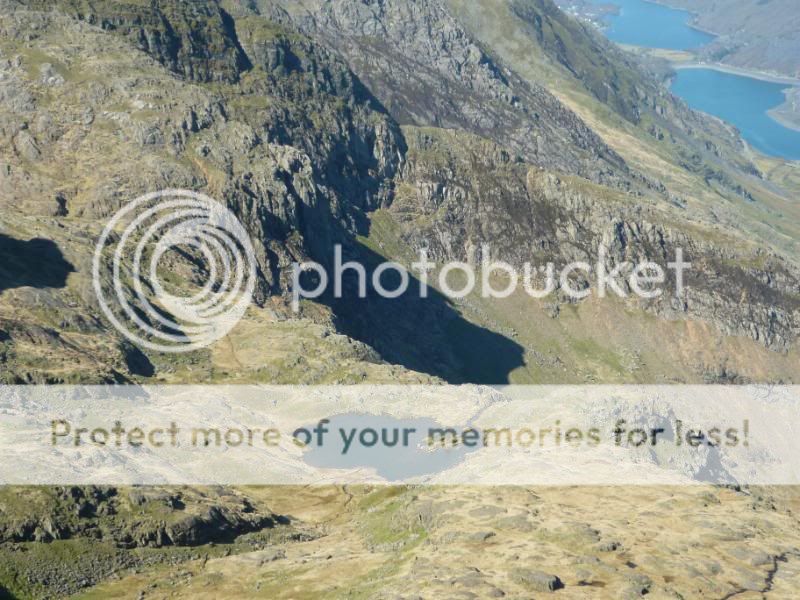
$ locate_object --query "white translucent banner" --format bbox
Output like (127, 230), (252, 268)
(0, 385), (797, 485)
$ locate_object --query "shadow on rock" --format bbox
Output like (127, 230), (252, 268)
(119, 341), (156, 378)
(310, 240), (526, 385)
(0, 584), (17, 600)
(0, 234), (74, 293)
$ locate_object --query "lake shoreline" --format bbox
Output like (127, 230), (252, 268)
(767, 109), (800, 134)
(593, 0), (714, 50)
(647, 0), (799, 83)
(641, 0), (720, 39)
(672, 64), (800, 134)
(673, 63), (800, 87)
(671, 68), (800, 160)
(592, 0), (800, 160)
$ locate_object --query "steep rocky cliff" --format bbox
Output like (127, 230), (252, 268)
(257, 0), (639, 190)
(395, 127), (800, 355)
(2, 1), (800, 597)
(0, 0), (797, 386)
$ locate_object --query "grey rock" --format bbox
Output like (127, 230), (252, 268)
(728, 546), (773, 567)
(13, 129), (40, 160)
(512, 568), (564, 592)
(467, 531), (496, 542)
(39, 62), (64, 86)
(596, 540), (622, 552)
(622, 573), (653, 598)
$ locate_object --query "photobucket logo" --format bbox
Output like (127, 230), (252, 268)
(291, 245), (691, 311)
(93, 190), (256, 353)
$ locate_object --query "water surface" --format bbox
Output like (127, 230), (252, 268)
(671, 69), (800, 161)
(300, 414), (476, 481)
(589, 0), (800, 161)
(592, 0), (714, 50)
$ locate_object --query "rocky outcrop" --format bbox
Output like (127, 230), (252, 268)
(259, 0), (638, 191)
(0, 486), (290, 549)
(3, 1), (405, 294)
(21, 0), (250, 83)
(395, 127), (800, 351)
(0, 0), (796, 383)
(512, 568), (565, 592)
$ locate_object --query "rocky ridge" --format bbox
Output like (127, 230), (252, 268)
(1, 1), (800, 597)
(394, 127), (800, 352)
(0, 0), (797, 380)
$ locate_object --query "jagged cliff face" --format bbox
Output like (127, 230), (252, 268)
(25, 0), (251, 83)
(259, 0), (635, 189)
(395, 128), (800, 354)
(0, 0), (798, 385)
(0, 0), (410, 381)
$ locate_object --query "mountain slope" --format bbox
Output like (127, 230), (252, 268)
(659, 0), (800, 78)
(257, 0), (646, 194)
(0, 0), (798, 385)
(1, 1), (800, 597)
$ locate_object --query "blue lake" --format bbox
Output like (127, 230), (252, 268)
(592, 0), (714, 50)
(300, 414), (475, 481)
(590, 0), (800, 161)
(671, 69), (800, 161)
